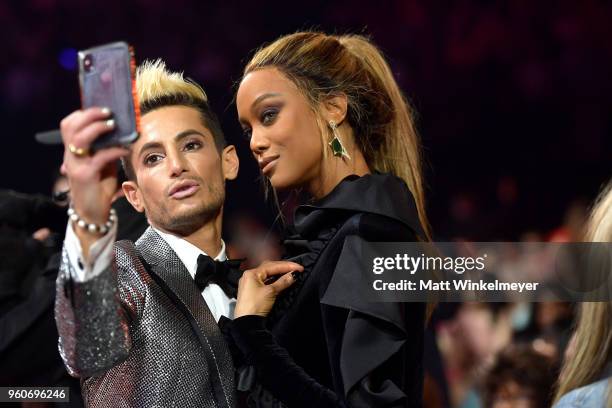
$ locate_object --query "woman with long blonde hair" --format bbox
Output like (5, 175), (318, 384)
(554, 182), (612, 407)
(220, 31), (429, 407)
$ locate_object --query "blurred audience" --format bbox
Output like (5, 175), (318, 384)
(437, 302), (514, 407)
(514, 302), (574, 362)
(483, 345), (557, 408)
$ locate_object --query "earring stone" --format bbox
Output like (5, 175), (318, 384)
(328, 120), (350, 159)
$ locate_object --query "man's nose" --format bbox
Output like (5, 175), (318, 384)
(167, 150), (188, 177)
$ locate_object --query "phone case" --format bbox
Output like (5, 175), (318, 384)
(78, 41), (140, 150)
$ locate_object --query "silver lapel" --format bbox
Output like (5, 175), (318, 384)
(136, 227), (235, 408)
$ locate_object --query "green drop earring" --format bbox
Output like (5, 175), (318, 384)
(328, 120), (351, 160)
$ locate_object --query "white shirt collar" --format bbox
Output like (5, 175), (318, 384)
(152, 227), (227, 279)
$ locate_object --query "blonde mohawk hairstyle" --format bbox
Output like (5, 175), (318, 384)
(136, 59), (209, 105)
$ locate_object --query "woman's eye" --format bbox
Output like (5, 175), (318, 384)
(261, 109), (278, 125)
(242, 127), (252, 139)
(144, 154), (162, 165)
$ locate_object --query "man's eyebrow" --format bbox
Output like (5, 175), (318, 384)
(138, 130), (207, 158)
(138, 141), (162, 158)
(174, 129), (206, 142)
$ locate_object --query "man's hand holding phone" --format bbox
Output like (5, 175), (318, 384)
(60, 107), (129, 260)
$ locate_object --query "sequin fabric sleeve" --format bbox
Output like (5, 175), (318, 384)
(54, 240), (145, 378)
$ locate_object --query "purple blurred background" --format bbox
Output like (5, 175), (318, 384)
(1, 0), (610, 240)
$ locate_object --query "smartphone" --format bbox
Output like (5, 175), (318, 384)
(78, 41), (140, 150)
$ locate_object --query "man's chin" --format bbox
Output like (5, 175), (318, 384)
(161, 204), (222, 235)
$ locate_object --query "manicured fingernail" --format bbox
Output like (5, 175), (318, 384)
(106, 119), (115, 128)
(101, 107), (111, 115)
(291, 271), (300, 280)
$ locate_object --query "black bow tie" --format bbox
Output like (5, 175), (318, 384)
(194, 254), (244, 298)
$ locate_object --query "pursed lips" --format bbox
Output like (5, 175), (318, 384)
(168, 179), (200, 199)
(258, 155), (280, 174)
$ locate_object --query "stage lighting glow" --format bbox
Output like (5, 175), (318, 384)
(59, 48), (78, 70)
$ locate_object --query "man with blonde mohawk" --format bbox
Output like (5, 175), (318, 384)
(55, 60), (297, 407)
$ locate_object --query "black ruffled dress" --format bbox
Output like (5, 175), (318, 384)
(220, 173), (427, 408)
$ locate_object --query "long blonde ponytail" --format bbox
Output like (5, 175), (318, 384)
(337, 34), (431, 240)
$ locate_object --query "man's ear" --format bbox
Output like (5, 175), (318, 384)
(122, 181), (145, 213)
(221, 145), (239, 181)
(321, 93), (348, 125)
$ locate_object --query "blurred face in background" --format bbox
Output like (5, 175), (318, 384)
(491, 382), (537, 408)
(52, 174), (70, 207)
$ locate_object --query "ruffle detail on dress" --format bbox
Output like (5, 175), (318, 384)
(265, 225), (337, 328)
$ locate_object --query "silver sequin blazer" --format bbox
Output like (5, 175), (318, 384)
(55, 227), (236, 407)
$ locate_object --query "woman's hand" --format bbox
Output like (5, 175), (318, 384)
(234, 261), (304, 318)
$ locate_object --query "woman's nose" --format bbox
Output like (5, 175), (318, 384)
(250, 130), (270, 156)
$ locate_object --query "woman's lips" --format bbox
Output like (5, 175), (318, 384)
(259, 155), (279, 175)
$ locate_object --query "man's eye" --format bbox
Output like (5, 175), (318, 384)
(261, 109), (278, 125)
(185, 141), (202, 151)
(144, 154), (162, 165)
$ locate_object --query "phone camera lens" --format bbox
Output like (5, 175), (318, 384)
(83, 54), (94, 72)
